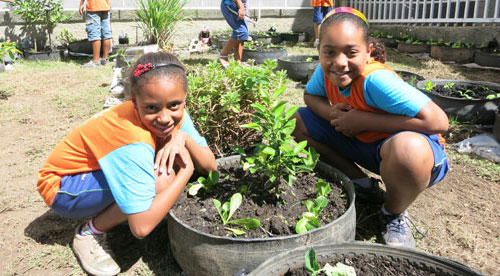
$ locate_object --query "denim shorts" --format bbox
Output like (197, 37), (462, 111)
(298, 107), (449, 186)
(51, 170), (115, 219)
(85, 11), (112, 41)
(220, 1), (249, 41)
(313, 7), (333, 23)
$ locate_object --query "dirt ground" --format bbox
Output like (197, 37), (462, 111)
(0, 53), (499, 276)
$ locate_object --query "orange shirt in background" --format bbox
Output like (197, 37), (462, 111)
(312, 0), (334, 7)
(87, 0), (111, 12)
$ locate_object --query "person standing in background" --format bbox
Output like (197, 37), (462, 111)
(79, 0), (112, 68)
(312, 0), (334, 47)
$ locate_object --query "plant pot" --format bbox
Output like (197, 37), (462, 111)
(167, 155), (356, 276)
(68, 39), (112, 56)
(242, 47), (287, 64)
(395, 70), (425, 86)
(212, 34), (231, 49)
(308, 63), (319, 82)
(397, 42), (430, 54)
(246, 242), (483, 276)
(250, 33), (273, 45)
(430, 45), (475, 63)
(277, 55), (319, 82)
(23, 50), (63, 61)
(280, 32), (308, 43)
(494, 111), (500, 142)
(416, 79), (500, 124)
(474, 51), (500, 68)
(266, 32), (281, 44)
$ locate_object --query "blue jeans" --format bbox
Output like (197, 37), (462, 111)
(85, 11), (112, 41)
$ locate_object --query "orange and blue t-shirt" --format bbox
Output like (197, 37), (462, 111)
(312, 0), (333, 7)
(37, 101), (207, 214)
(306, 60), (445, 145)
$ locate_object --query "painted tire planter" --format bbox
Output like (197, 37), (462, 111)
(397, 42), (430, 54)
(416, 79), (500, 124)
(167, 155), (356, 276)
(242, 47), (287, 64)
(246, 242), (483, 276)
(430, 45), (475, 63)
(395, 70), (425, 86)
(280, 32), (308, 43)
(474, 51), (500, 68)
(277, 55), (319, 82)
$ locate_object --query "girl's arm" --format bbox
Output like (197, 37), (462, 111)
(127, 147), (194, 239)
(304, 92), (334, 121)
(332, 101), (449, 136)
(235, 0), (246, 20)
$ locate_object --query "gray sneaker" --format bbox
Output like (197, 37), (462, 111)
(72, 224), (120, 276)
(81, 60), (102, 68)
(101, 58), (110, 65)
(381, 211), (425, 249)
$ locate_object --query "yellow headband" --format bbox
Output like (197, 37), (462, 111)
(322, 7), (369, 26)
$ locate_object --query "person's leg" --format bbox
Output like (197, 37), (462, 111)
(100, 11), (112, 63)
(82, 12), (103, 67)
(91, 40), (102, 63)
(219, 38), (239, 67)
(102, 39), (111, 60)
(234, 40), (244, 63)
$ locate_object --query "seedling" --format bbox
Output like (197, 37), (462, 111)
(233, 86), (320, 198)
(295, 179), (330, 234)
(443, 82), (455, 89)
(422, 80), (436, 92)
(305, 248), (356, 276)
(213, 193), (261, 236)
(486, 93), (500, 100)
(306, 57), (313, 62)
(188, 170), (220, 196)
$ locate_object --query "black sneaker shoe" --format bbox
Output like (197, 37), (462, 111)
(353, 177), (385, 204)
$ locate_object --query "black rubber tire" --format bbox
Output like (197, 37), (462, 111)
(242, 47), (288, 64)
(168, 155), (356, 276)
(277, 55), (319, 82)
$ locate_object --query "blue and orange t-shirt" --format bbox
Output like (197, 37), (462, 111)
(37, 101), (207, 214)
(306, 59), (445, 145)
(312, 0), (334, 7)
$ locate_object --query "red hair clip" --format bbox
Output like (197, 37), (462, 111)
(134, 63), (153, 78)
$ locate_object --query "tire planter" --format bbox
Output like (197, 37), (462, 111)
(280, 32), (308, 43)
(277, 55), (319, 82)
(416, 79), (500, 124)
(397, 42), (430, 54)
(430, 45), (475, 63)
(242, 47), (287, 64)
(246, 242), (483, 276)
(395, 70), (425, 86)
(23, 50), (63, 61)
(167, 155), (356, 276)
(378, 37), (398, 48)
(266, 32), (282, 44)
(212, 34), (231, 49)
(68, 39), (112, 56)
(249, 33), (272, 45)
(494, 111), (500, 142)
(474, 51), (500, 68)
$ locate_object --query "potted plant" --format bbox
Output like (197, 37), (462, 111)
(242, 41), (287, 64)
(396, 34), (430, 53)
(371, 30), (397, 48)
(0, 41), (22, 73)
(277, 55), (319, 82)
(167, 87), (356, 276)
(10, 0), (73, 60)
(280, 31), (308, 43)
(246, 242), (483, 275)
(249, 31), (273, 45)
(430, 40), (476, 63)
(416, 79), (500, 124)
(395, 70), (425, 87)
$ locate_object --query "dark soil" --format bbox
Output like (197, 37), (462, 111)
(171, 161), (349, 238)
(284, 254), (447, 276)
(433, 82), (500, 99)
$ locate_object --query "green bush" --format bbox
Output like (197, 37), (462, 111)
(186, 60), (287, 157)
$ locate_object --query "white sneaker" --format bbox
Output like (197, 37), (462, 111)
(72, 224), (120, 276)
(313, 39), (320, 48)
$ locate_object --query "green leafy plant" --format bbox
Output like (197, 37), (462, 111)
(306, 57), (313, 62)
(451, 40), (463, 48)
(295, 179), (331, 233)
(427, 38), (443, 46)
(188, 170), (220, 196)
(233, 86), (320, 198)
(408, 76), (418, 87)
(0, 42), (22, 61)
(243, 41), (256, 50)
(455, 89), (475, 99)
(422, 80), (436, 92)
(485, 93), (500, 100)
(10, 0), (74, 51)
(187, 59), (287, 156)
(56, 28), (75, 47)
(213, 193), (261, 236)
(305, 248), (356, 276)
(443, 82), (455, 89)
(135, 0), (190, 52)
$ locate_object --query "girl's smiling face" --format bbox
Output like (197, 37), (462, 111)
(319, 21), (372, 89)
(132, 76), (186, 139)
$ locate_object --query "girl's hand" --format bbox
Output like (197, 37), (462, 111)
(330, 103), (365, 137)
(238, 8), (245, 20)
(155, 130), (189, 175)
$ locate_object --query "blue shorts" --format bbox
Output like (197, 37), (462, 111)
(220, 1), (249, 41)
(85, 11), (112, 42)
(298, 107), (449, 186)
(51, 170), (115, 219)
(313, 7), (333, 24)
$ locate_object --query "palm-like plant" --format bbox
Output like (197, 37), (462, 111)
(135, 0), (190, 52)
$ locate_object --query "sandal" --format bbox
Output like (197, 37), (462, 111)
(218, 54), (229, 68)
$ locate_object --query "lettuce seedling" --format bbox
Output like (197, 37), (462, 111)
(213, 193), (261, 236)
(305, 248), (356, 276)
(295, 179), (331, 234)
(188, 170), (220, 196)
